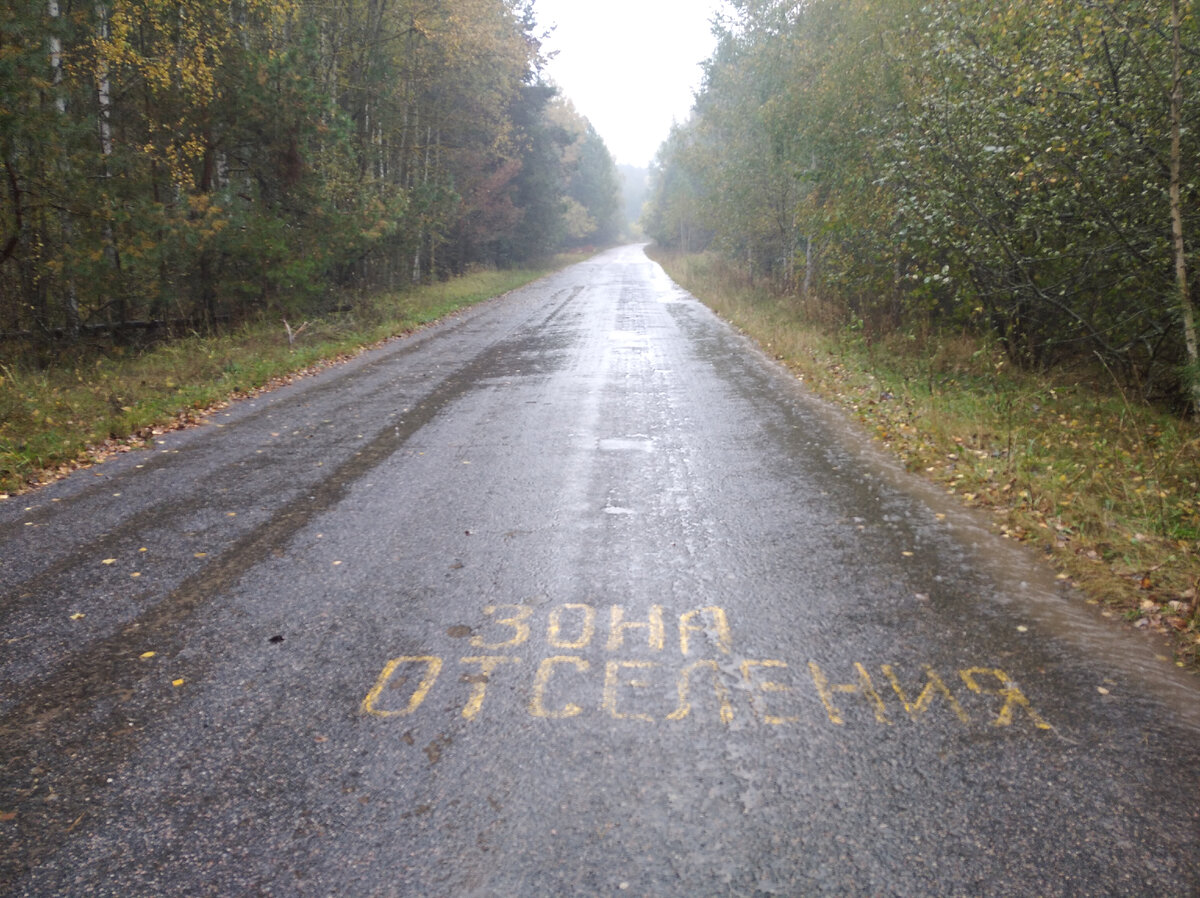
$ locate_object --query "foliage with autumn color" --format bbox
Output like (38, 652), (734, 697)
(644, 0), (1200, 412)
(0, 0), (619, 351)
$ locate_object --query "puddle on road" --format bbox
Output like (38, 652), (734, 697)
(603, 506), (637, 516)
(598, 437), (655, 453)
(608, 330), (649, 346)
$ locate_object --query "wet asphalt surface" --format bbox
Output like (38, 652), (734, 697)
(1, 245), (1199, 897)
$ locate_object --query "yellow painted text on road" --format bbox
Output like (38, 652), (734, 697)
(362, 603), (1053, 732)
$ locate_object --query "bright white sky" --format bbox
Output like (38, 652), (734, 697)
(532, 0), (727, 168)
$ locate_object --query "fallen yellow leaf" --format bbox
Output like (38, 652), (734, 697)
(194, 552), (207, 558)
(70, 612), (85, 621)
(140, 651), (156, 660)
(101, 558), (117, 565)
(172, 678), (185, 687)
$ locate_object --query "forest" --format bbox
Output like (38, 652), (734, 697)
(0, 0), (621, 352)
(644, 0), (1200, 413)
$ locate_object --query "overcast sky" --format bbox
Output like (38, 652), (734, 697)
(532, 0), (727, 169)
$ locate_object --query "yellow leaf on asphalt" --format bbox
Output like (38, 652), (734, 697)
(172, 678), (185, 687)
(140, 651), (156, 660)
(101, 558), (116, 565)
(70, 612), (85, 620)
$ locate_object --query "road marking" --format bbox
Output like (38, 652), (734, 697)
(679, 606), (732, 656)
(881, 664), (970, 724)
(362, 655), (443, 718)
(471, 604), (532, 650)
(960, 667), (1053, 729)
(362, 603), (1054, 732)
(459, 656), (521, 721)
(742, 660), (801, 725)
(530, 655), (590, 718)
(603, 660), (659, 722)
(667, 659), (735, 724)
(606, 605), (665, 652)
(547, 603), (595, 650)
(808, 661), (891, 726)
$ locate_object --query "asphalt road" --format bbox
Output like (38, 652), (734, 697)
(2, 245), (1198, 897)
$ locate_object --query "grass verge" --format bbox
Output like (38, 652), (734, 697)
(651, 248), (1200, 668)
(0, 254), (587, 496)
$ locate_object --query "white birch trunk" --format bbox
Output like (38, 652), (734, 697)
(1170, 0), (1200, 413)
(49, 0), (80, 330)
(94, 2), (124, 320)
(48, 0), (66, 113)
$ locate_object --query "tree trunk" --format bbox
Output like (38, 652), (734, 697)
(95, 1), (125, 326)
(803, 235), (816, 300)
(196, 137), (218, 327)
(48, 0), (65, 114)
(48, 0), (79, 336)
(1169, 0), (1200, 414)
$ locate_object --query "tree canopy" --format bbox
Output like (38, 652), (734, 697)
(1, 0), (620, 346)
(644, 0), (1200, 410)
